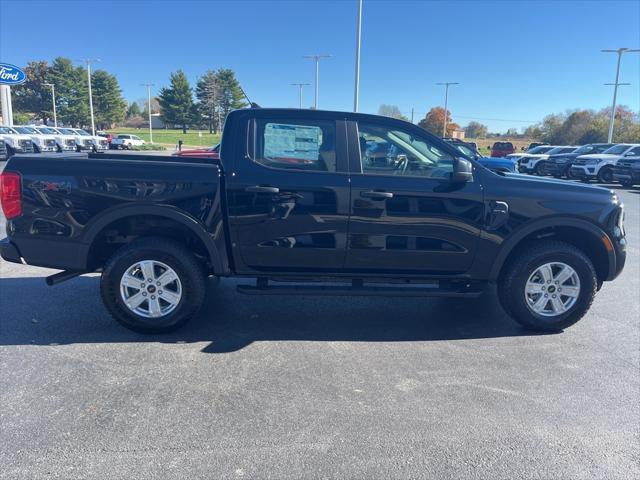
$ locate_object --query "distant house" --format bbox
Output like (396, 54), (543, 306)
(451, 129), (466, 140)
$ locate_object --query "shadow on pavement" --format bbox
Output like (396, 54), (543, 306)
(0, 275), (553, 353)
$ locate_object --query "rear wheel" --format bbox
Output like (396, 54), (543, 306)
(498, 241), (597, 331)
(100, 237), (206, 333)
(534, 162), (545, 175)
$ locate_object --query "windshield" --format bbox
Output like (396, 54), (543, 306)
(14, 126), (38, 134)
(75, 129), (91, 136)
(37, 127), (58, 135)
(527, 146), (554, 154)
(451, 143), (478, 159)
(546, 147), (576, 155)
(0, 127), (18, 134)
(59, 128), (77, 135)
(603, 144), (629, 155)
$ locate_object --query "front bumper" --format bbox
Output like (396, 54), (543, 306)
(569, 166), (597, 179)
(542, 162), (570, 176)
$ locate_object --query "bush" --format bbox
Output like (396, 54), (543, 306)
(131, 143), (166, 151)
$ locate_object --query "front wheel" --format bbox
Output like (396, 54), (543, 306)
(534, 162), (545, 176)
(597, 167), (613, 183)
(498, 240), (597, 331)
(100, 237), (207, 333)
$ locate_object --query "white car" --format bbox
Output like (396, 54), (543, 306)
(569, 144), (640, 183)
(111, 134), (145, 150)
(0, 125), (36, 156)
(517, 146), (578, 175)
(13, 125), (58, 153)
(34, 126), (77, 152)
(56, 127), (108, 152)
(506, 145), (556, 162)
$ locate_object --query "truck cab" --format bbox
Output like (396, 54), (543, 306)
(13, 125), (58, 153)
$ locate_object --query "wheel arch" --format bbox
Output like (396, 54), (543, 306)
(83, 205), (223, 274)
(491, 217), (615, 284)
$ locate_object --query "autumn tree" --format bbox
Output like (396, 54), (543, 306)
(417, 107), (458, 136)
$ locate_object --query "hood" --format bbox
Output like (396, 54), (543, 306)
(504, 171), (614, 195)
(0, 133), (32, 141)
(576, 153), (618, 161)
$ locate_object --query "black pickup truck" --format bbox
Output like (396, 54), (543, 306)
(0, 108), (626, 333)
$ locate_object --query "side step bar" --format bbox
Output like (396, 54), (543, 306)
(237, 280), (484, 298)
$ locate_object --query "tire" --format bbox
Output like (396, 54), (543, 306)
(100, 237), (206, 333)
(534, 162), (545, 176)
(6, 146), (15, 158)
(597, 167), (613, 184)
(498, 240), (597, 331)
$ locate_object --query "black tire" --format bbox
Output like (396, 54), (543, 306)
(100, 237), (206, 333)
(534, 162), (545, 176)
(6, 146), (15, 158)
(597, 167), (613, 183)
(498, 240), (597, 331)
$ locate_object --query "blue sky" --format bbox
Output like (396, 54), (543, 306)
(1, 0), (639, 132)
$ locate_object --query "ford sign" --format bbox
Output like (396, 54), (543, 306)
(0, 63), (27, 85)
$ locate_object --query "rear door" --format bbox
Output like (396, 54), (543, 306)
(345, 118), (484, 274)
(226, 111), (351, 273)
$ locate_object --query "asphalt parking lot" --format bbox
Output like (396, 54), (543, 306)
(1, 163), (638, 479)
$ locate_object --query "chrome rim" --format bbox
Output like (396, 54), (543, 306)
(525, 262), (580, 317)
(119, 260), (182, 318)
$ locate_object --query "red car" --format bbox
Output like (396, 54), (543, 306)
(173, 144), (220, 159)
(490, 141), (515, 157)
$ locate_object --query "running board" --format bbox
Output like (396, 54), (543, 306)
(237, 281), (484, 298)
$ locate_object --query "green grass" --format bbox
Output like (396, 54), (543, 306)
(108, 128), (221, 149)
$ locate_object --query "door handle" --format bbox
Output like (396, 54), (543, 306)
(245, 186), (280, 194)
(361, 190), (394, 199)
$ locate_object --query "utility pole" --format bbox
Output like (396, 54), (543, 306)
(436, 82), (459, 137)
(43, 83), (57, 127)
(79, 58), (100, 134)
(601, 48), (639, 143)
(353, 0), (363, 112)
(291, 83), (310, 108)
(141, 83), (155, 143)
(303, 54), (331, 109)
(411, 108), (414, 124)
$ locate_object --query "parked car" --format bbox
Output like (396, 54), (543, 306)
(0, 126), (35, 156)
(111, 134), (145, 150)
(444, 139), (516, 173)
(96, 131), (114, 144)
(0, 139), (7, 161)
(34, 126), (77, 152)
(613, 156), (640, 187)
(490, 141), (515, 157)
(13, 126), (58, 153)
(541, 143), (616, 178)
(518, 146), (578, 175)
(0, 108), (626, 335)
(570, 144), (640, 183)
(64, 128), (109, 152)
(527, 142), (549, 151)
(172, 144), (220, 159)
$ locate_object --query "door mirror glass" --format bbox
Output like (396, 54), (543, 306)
(451, 158), (473, 183)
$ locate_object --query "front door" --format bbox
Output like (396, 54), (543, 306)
(345, 119), (484, 274)
(227, 113), (351, 273)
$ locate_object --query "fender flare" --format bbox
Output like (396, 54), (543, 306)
(82, 204), (223, 273)
(489, 216), (614, 281)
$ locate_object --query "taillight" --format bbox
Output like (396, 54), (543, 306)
(0, 171), (22, 219)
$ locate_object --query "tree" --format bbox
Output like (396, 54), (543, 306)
(418, 107), (451, 136)
(377, 104), (408, 121)
(13, 111), (32, 124)
(12, 60), (51, 123)
(464, 121), (488, 138)
(214, 68), (247, 127)
(127, 101), (141, 118)
(196, 70), (220, 134)
(505, 128), (519, 137)
(91, 70), (127, 129)
(158, 70), (194, 133)
(523, 124), (542, 138)
(47, 57), (89, 127)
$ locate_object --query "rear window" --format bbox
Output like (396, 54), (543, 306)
(493, 142), (513, 149)
(254, 119), (336, 172)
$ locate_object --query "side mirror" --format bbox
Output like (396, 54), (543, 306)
(451, 158), (473, 183)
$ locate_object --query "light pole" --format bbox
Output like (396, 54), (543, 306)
(291, 83), (310, 108)
(141, 83), (155, 143)
(436, 82), (459, 137)
(303, 54), (331, 109)
(353, 0), (363, 112)
(43, 83), (57, 127)
(602, 48), (639, 143)
(79, 58), (100, 134)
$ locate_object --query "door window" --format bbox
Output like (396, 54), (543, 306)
(357, 122), (455, 178)
(254, 119), (337, 172)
